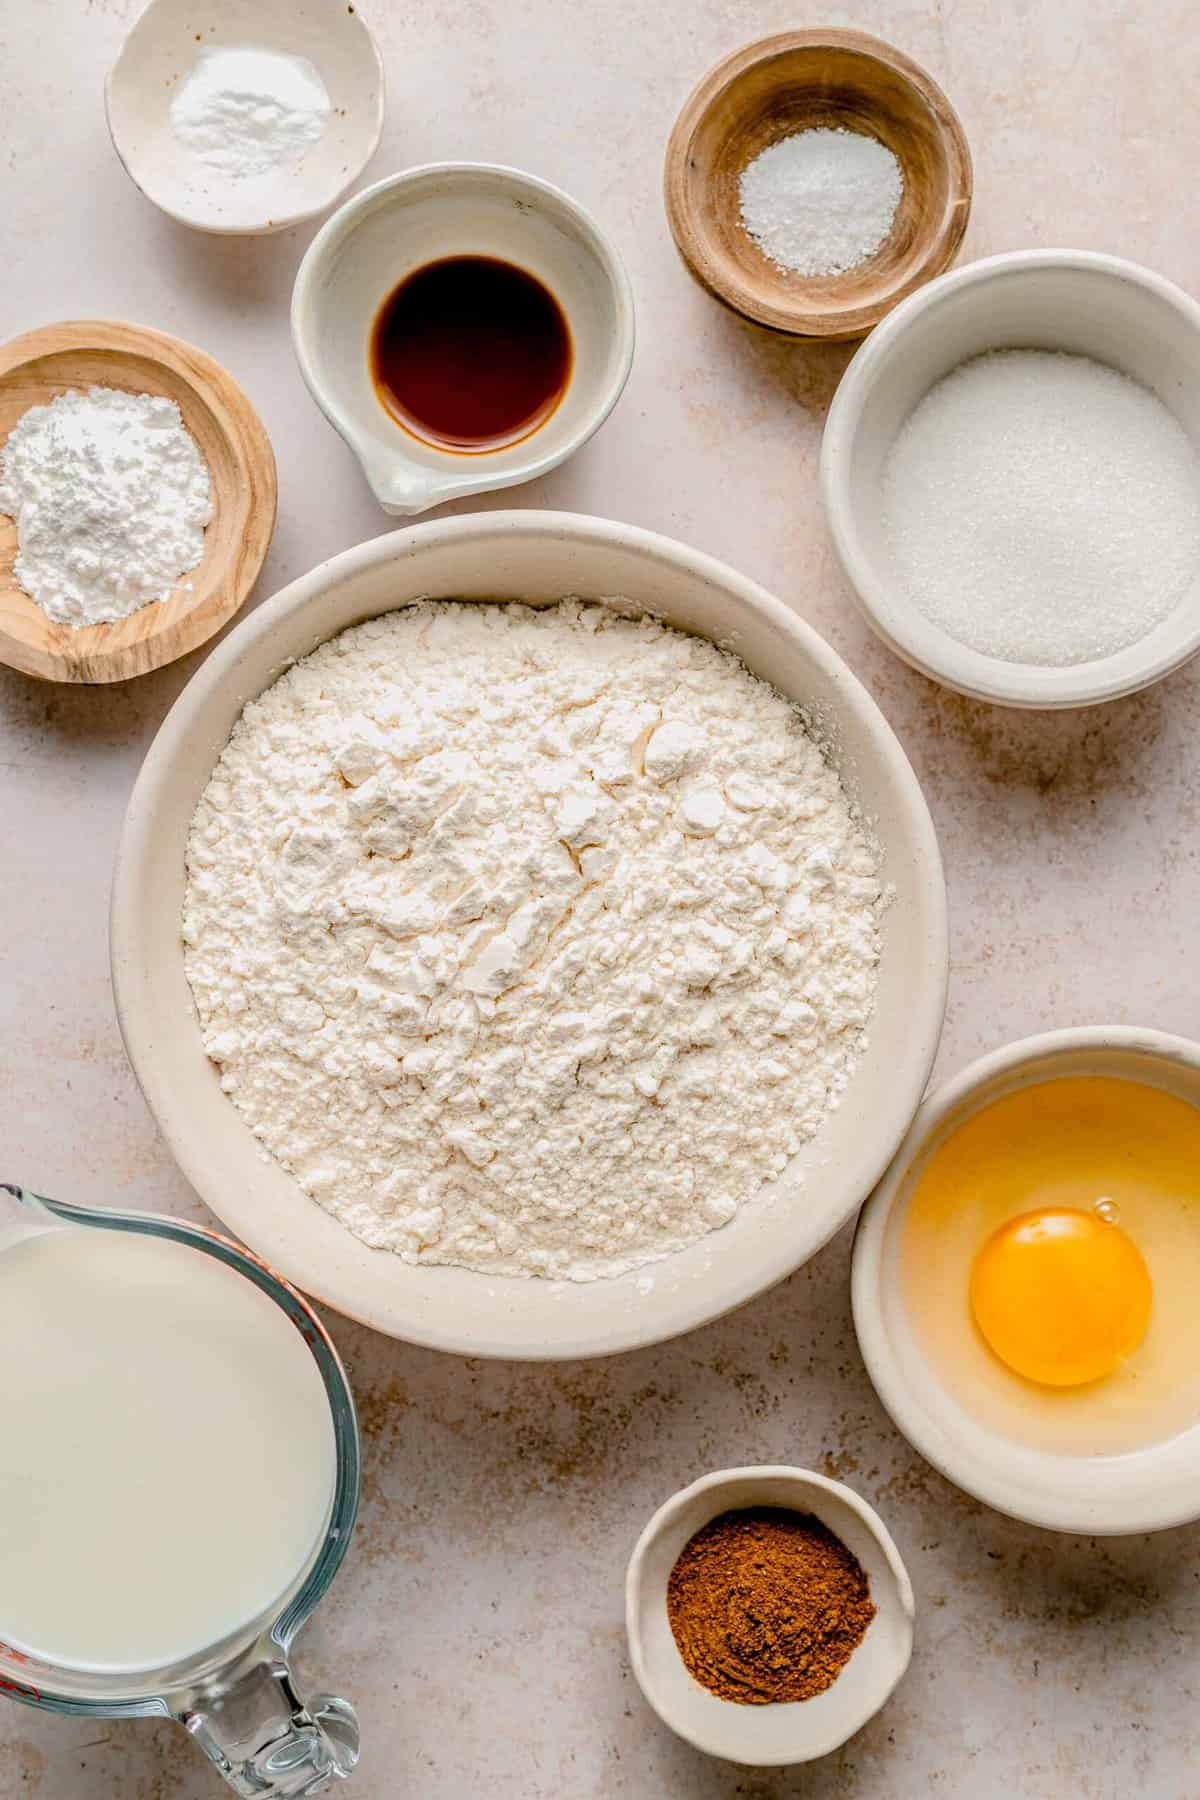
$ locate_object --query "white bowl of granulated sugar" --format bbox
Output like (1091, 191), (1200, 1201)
(822, 249), (1200, 707)
(105, 0), (384, 234)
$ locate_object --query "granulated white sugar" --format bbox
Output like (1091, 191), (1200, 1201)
(881, 350), (1200, 666)
(739, 128), (903, 277)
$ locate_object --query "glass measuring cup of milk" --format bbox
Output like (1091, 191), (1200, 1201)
(0, 1183), (360, 1796)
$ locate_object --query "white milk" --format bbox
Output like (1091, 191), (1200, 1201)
(0, 1225), (337, 1673)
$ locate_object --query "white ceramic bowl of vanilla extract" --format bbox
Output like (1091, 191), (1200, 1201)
(291, 163), (635, 514)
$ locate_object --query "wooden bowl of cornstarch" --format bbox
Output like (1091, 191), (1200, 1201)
(664, 29), (972, 340)
(0, 320), (276, 684)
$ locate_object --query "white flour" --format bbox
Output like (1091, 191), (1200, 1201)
(183, 601), (882, 1282)
(170, 45), (331, 181)
(0, 386), (212, 628)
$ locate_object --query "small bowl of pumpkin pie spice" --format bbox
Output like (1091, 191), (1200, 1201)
(625, 1465), (914, 1765)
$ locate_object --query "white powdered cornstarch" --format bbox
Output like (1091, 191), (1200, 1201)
(170, 45), (331, 181)
(882, 350), (1200, 666)
(739, 128), (903, 277)
(0, 385), (213, 628)
(183, 602), (883, 1282)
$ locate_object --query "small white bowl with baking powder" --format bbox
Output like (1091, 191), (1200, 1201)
(822, 250), (1200, 708)
(106, 0), (384, 234)
(626, 1466), (915, 1765)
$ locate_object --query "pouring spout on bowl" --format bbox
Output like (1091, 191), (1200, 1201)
(355, 447), (450, 517)
(290, 164), (636, 518)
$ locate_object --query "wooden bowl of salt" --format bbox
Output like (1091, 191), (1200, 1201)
(0, 320), (276, 683)
(664, 29), (972, 340)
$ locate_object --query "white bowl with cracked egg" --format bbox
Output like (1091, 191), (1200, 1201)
(111, 511), (947, 1358)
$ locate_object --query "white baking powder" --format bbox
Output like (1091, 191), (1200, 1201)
(170, 45), (331, 181)
(739, 128), (903, 277)
(0, 386), (213, 629)
(881, 350), (1200, 666)
(183, 601), (882, 1282)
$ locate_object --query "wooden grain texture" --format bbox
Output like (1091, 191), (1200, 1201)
(0, 320), (277, 683)
(664, 29), (973, 341)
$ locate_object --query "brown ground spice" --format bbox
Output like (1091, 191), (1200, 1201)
(666, 1506), (876, 1704)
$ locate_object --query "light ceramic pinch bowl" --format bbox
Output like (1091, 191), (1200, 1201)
(291, 164), (636, 514)
(112, 511), (947, 1358)
(105, 0), (384, 235)
(852, 1026), (1200, 1535)
(0, 320), (276, 684)
(822, 249), (1200, 707)
(626, 1466), (915, 1765)
(664, 29), (971, 340)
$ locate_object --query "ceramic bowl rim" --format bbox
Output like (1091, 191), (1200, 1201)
(821, 248), (1200, 707)
(289, 162), (637, 506)
(852, 1024), (1200, 1533)
(625, 1463), (915, 1764)
(103, 0), (385, 236)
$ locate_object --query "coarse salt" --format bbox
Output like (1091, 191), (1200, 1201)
(881, 350), (1200, 667)
(739, 127), (903, 277)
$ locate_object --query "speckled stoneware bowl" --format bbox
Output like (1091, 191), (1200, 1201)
(106, 0), (384, 234)
(626, 1466), (915, 1764)
(111, 512), (947, 1358)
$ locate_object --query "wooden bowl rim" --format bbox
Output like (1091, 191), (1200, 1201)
(0, 319), (277, 683)
(663, 28), (974, 340)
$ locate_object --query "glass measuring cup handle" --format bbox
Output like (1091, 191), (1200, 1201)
(180, 1652), (359, 1797)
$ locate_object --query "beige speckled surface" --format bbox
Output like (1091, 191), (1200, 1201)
(3, 2), (1200, 1795)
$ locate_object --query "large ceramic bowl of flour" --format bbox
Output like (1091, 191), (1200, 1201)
(112, 512), (946, 1357)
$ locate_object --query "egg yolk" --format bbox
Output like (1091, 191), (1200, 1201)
(969, 1207), (1152, 1388)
